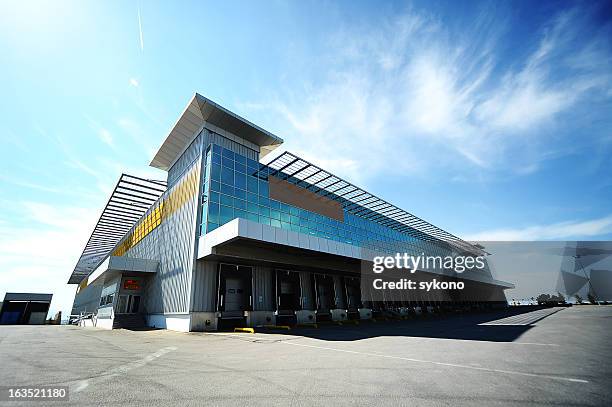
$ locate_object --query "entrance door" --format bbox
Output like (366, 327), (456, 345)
(128, 295), (140, 313)
(117, 295), (140, 314)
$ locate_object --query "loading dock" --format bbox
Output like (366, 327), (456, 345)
(217, 263), (253, 329)
(344, 276), (362, 320)
(313, 274), (335, 322)
(275, 269), (301, 325)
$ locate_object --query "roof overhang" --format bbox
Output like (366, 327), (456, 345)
(68, 174), (166, 284)
(86, 256), (159, 286)
(150, 93), (284, 171)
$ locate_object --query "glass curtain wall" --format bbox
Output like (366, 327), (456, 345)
(200, 143), (458, 258)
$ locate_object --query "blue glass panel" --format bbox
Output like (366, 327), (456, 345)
(235, 209), (247, 220)
(208, 203), (219, 224)
(221, 167), (234, 185)
(258, 196), (270, 206)
(234, 198), (246, 210)
(247, 192), (258, 203)
(259, 205), (270, 217)
(235, 162), (246, 174)
(235, 172), (246, 190)
(234, 188), (247, 200)
(222, 148), (234, 160)
(209, 191), (219, 203)
(222, 158), (233, 169)
(211, 180), (220, 192)
(259, 216), (270, 226)
(235, 153), (246, 165)
(258, 180), (269, 196)
(247, 202), (258, 214)
(289, 206), (300, 216)
(220, 183), (234, 196)
(220, 205), (233, 224)
(220, 194), (233, 206)
(271, 219), (281, 228)
(207, 222), (219, 232)
(212, 144), (222, 154)
(270, 209), (281, 220)
(247, 176), (258, 193)
(270, 200), (280, 209)
(280, 212), (290, 223)
(211, 163), (221, 181)
(247, 212), (258, 222)
(246, 158), (258, 171)
(212, 153), (221, 165)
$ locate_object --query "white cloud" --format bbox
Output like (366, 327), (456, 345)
(464, 215), (612, 241)
(129, 77), (139, 87)
(0, 201), (99, 319)
(98, 128), (114, 147)
(248, 7), (611, 182)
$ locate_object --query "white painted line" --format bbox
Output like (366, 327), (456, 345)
(280, 341), (588, 384)
(510, 342), (560, 346)
(73, 346), (178, 393)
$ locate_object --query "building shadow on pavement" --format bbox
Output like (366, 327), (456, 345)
(257, 306), (566, 342)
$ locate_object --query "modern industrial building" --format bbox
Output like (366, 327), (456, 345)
(0, 293), (53, 325)
(69, 93), (512, 331)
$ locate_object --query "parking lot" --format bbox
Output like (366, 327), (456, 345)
(0, 305), (610, 406)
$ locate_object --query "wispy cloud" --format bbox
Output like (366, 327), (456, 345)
(98, 128), (114, 147)
(137, 5), (144, 52)
(248, 6), (612, 182)
(464, 215), (612, 241)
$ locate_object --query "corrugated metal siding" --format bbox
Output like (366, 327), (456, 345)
(191, 260), (218, 312)
(253, 266), (274, 311)
(125, 159), (202, 314)
(206, 130), (258, 160)
(300, 271), (315, 310)
(167, 130), (204, 188)
(71, 284), (103, 314)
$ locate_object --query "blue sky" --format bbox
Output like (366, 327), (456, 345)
(1, 0), (611, 316)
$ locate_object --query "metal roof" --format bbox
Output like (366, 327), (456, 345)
(150, 93), (284, 171)
(3, 293), (53, 303)
(263, 152), (482, 255)
(68, 174), (166, 284)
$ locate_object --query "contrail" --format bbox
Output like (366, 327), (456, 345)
(138, 5), (144, 51)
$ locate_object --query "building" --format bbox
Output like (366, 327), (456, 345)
(69, 93), (512, 331)
(0, 293), (53, 325)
